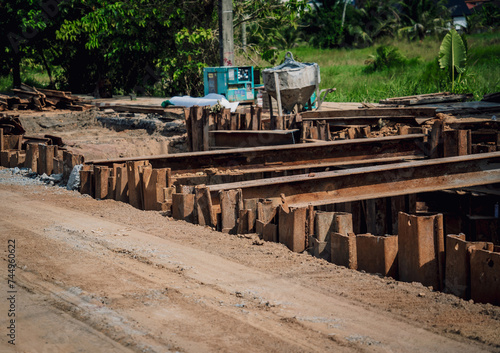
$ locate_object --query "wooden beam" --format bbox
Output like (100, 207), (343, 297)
(89, 134), (427, 173)
(208, 152), (500, 208)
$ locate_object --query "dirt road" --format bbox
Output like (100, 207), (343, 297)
(1, 170), (499, 352)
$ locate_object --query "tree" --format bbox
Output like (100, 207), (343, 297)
(233, 0), (309, 59)
(0, 0), (50, 87)
(301, 0), (346, 48)
(56, 0), (219, 95)
(397, 0), (450, 40)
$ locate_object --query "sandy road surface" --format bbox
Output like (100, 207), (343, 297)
(0, 171), (499, 352)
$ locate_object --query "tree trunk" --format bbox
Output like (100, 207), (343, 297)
(39, 48), (54, 88)
(12, 51), (21, 88)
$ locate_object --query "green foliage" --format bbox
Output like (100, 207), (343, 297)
(289, 32), (500, 103)
(301, 1), (345, 48)
(235, 0), (309, 64)
(467, 2), (500, 33)
(397, 0), (450, 41)
(439, 29), (467, 92)
(54, 0), (220, 95)
(364, 46), (408, 72)
(300, 0), (452, 50)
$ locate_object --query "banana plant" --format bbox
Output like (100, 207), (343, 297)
(438, 29), (467, 93)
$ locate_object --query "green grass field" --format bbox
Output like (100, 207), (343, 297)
(285, 32), (500, 102)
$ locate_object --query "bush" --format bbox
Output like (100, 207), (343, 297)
(364, 46), (408, 72)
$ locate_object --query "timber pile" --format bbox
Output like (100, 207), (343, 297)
(184, 105), (440, 151)
(78, 153), (500, 305)
(0, 83), (94, 111)
(379, 92), (473, 105)
(79, 162), (174, 211)
(185, 105), (266, 151)
(185, 104), (500, 152)
(483, 92), (500, 103)
(0, 112), (72, 172)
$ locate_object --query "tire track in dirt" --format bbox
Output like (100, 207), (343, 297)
(0, 210), (356, 352)
(0, 187), (493, 353)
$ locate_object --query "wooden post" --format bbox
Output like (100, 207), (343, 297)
(195, 185), (216, 227)
(444, 129), (471, 157)
(38, 144), (55, 175)
(25, 143), (39, 172)
(185, 108), (193, 152)
(279, 206), (307, 253)
(94, 166), (110, 199)
(0, 128), (3, 151)
(115, 164), (129, 203)
(172, 193), (196, 223)
(79, 166), (94, 197)
(127, 160), (147, 209)
(398, 212), (445, 290)
(219, 189), (243, 234)
(429, 120), (443, 158)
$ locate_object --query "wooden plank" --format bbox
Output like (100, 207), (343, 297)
(219, 189), (243, 234)
(208, 152), (500, 208)
(172, 193), (195, 223)
(127, 160), (148, 209)
(210, 129), (300, 148)
(279, 206), (307, 252)
(398, 212), (445, 290)
(94, 166), (110, 199)
(25, 143), (39, 172)
(79, 169), (94, 197)
(195, 185), (216, 227)
(89, 134), (427, 173)
(184, 108), (193, 152)
(380, 92), (472, 105)
(443, 130), (471, 157)
(302, 107), (436, 119)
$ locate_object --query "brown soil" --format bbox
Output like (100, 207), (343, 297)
(1, 170), (500, 352)
(16, 109), (187, 161)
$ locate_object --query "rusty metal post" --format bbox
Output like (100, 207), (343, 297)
(398, 212), (444, 290)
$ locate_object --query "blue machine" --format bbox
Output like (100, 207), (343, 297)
(203, 66), (255, 102)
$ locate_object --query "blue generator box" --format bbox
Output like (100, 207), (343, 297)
(203, 66), (255, 102)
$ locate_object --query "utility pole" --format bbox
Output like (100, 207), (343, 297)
(219, 0), (234, 66)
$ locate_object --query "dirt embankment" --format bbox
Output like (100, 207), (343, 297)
(17, 109), (187, 160)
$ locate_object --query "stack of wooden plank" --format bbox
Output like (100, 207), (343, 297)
(379, 92), (472, 106)
(185, 105), (265, 151)
(0, 83), (94, 111)
(79, 161), (174, 211)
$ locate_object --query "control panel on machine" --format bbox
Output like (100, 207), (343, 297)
(203, 66), (255, 103)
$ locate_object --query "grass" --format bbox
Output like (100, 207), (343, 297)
(0, 61), (53, 94)
(275, 32), (500, 102)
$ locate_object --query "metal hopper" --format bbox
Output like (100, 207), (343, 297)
(262, 52), (320, 114)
